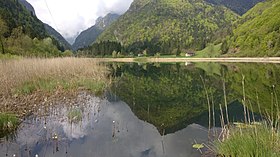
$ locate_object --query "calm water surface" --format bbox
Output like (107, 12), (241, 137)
(1, 62), (280, 157)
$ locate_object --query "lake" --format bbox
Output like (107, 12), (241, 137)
(1, 62), (279, 157)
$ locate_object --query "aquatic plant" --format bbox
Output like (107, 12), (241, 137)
(67, 108), (82, 123)
(0, 113), (19, 137)
(213, 73), (280, 156)
(215, 122), (280, 157)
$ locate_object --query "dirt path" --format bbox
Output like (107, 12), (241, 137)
(97, 57), (280, 63)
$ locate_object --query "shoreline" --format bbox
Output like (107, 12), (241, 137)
(98, 57), (280, 63)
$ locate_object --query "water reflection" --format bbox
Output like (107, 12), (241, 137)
(109, 63), (279, 133)
(1, 62), (279, 157)
(0, 94), (207, 157)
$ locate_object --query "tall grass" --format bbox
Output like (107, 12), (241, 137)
(215, 123), (280, 157)
(0, 57), (109, 117)
(214, 75), (280, 156)
(0, 113), (19, 138)
(0, 57), (108, 96)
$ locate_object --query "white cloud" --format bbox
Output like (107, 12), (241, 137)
(26, 0), (133, 42)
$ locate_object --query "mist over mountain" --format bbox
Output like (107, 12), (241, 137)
(72, 13), (120, 51)
(44, 24), (72, 50)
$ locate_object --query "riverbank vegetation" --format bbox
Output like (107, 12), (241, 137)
(0, 57), (109, 118)
(212, 63), (280, 156)
(215, 122), (280, 156)
(0, 113), (19, 138)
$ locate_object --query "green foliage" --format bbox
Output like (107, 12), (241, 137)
(97, 0), (238, 55)
(44, 24), (72, 51)
(0, 113), (19, 137)
(73, 13), (120, 50)
(68, 108), (82, 123)
(205, 0), (263, 15)
(79, 41), (122, 57)
(195, 43), (222, 57)
(15, 78), (107, 96)
(112, 50), (117, 58)
(63, 50), (73, 57)
(226, 0), (280, 56)
(215, 124), (280, 157)
(110, 63), (223, 133)
(4, 29), (62, 57)
(0, 0), (47, 39)
(0, 0), (64, 57)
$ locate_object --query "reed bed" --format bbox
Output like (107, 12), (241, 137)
(213, 75), (280, 157)
(0, 57), (108, 95)
(0, 57), (109, 116)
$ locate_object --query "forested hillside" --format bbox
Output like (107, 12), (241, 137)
(18, 0), (71, 51)
(205, 0), (263, 15)
(0, 0), (47, 39)
(44, 24), (72, 51)
(224, 0), (280, 57)
(72, 13), (119, 51)
(0, 0), (62, 57)
(96, 0), (238, 56)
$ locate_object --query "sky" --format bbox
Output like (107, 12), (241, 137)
(26, 0), (133, 43)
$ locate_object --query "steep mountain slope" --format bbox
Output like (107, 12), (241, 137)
(97, 0), (238, 54)
(0, 0), (62, 56)
(72, 13), (119, 51)
(0, 0), (47, 39)
(44, 24), (72, 50)
(18, 0), (71, 50)
(225, 0), (280, 56)
(205, 0), (264, 15)
(18, 0), (36, 16)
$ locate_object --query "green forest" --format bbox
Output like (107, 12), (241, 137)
(78, 0), (280, 57)
(96, 0), (238, 56)
(109, 62), (280, 133)
(224, 0), (280, 56)
(0, 0), (68, 57)
(0, 0), (280, 58)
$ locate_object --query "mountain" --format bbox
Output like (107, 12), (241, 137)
(44, 24), (72, 50)
(0, 0), (63, 57)
(0, 0), (47, 39)
(18, 0), (71, 51)
(205, 0), (264, 15)
(97, 0), (238, 55)
(72, 13), (120, 51)
(18, 0), (36, 16)
(224, 0), (280, 56)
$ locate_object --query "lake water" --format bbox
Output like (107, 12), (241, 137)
(1, 62), (279, 157)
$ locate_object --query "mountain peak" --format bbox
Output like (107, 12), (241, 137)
(72, 13), (120, 50)
(95, 13), (120, 29)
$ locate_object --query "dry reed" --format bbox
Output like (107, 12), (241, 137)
(0, 57), (108, 96)
(0, 57), (109, 116)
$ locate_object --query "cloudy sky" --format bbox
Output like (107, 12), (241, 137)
(26, 0), (133, 43)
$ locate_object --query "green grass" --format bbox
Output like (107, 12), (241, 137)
(215, 122), (280, 157)
(0, 53), (21, 59)
(15, 78), (107, 96)
(194, 43), (222, 58)
(134, 57), (148, 63)
(67, 108), (82, 123)
(0, 113), (19, 131)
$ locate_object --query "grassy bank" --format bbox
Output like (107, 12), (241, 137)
(0, 57), (109, 117)
(215, 122), (280, 156)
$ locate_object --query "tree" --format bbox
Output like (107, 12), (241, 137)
(0, 17), (8, 54)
